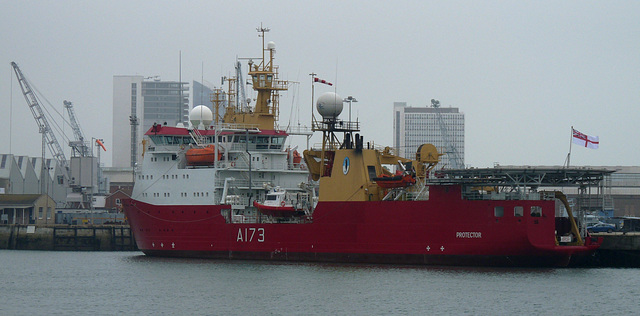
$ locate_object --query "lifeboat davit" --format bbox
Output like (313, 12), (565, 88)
(372, 173), (416, 189)
(185, 145), (222, 166)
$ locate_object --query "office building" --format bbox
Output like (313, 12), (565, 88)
(112, 76), (189, 168)
(393, 101), (465, 169)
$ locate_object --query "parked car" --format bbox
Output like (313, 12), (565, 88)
(587, 223), (616, 233)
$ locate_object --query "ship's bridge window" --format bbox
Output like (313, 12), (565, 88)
(270, 136), (285, 149)
(233, 135), (245, 143)
(266, 195), (277, 201)
(257, 136), (269, 149)
(514, 206), (523, 217)
(531, 206), (542, 217)
(494, 206), (504, 217)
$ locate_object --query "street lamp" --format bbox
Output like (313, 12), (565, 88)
(343, 96), (358, 128)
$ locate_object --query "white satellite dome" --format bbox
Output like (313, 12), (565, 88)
(189, 105), (213, 128)
(316, 92), (343, 119)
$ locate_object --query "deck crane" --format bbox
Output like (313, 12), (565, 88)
(63, 100), (91, 157)
(431, 99), (464, 169)
(10, 62), (70, 179)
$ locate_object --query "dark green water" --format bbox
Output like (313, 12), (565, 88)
(1, 250), (637, 315)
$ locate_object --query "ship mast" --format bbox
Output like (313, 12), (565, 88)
(221, 25), (288, 130)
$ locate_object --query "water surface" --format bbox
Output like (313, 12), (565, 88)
(1, 250), (636, 315)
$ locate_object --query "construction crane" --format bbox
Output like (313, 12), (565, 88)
(431, 99), (464, 169)
(10, 62), (70, 179)
(63, 100), (90, 157)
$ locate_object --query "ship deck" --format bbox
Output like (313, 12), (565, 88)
(426, 167), (614, 188)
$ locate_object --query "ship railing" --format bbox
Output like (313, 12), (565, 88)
(210, 122), (261, 131)
(231, 214), (259, 224)
(271, 80), (288, 90)
(226, 143), (285, 152)
(215, 178), (272, 190)
(461, 190), (542, 201)
(214, 158), (305, 172)
(312, 120), (360, 132)
(285, 125), (314, 136)
(290, 162), (306, 171)
(312, 143), (340, 151)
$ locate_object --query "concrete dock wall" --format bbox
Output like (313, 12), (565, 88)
(0, 225), (137, 251)
(593, 232), (640, 267)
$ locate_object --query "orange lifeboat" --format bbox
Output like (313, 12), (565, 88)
(286, 148), (302, 164)
(185, 145), (222, 166)
(372, 173), (416, 189)
(292, 150), (302, 164)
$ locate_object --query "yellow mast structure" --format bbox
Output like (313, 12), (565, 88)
(221, 26), (288, 130)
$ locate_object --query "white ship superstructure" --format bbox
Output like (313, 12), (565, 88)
(131, 125), (309, 208)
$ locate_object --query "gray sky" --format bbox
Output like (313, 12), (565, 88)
(1, 0), (638, 168)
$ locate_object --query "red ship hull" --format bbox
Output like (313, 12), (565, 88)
(123, 185), (599, 267)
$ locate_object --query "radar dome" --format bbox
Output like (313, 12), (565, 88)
(316, 92), (343, 119)
(190, 105), (213, 128)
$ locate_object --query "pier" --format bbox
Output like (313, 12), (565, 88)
(592, 232), (640, 267)
(0, 225), (137, 251)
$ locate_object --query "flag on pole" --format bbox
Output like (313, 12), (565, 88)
(313, 77), (333, 86)
(572, 128), (599, 149)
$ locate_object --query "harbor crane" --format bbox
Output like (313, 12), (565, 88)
(431, 99), (464, 169)
(63, 100), (90, 157)
(11, 62), (104, 207)
(10, 62), (70, 179)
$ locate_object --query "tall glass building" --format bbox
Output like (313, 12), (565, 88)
(112, 76), (189, 168)
(393, 102), (465, 169)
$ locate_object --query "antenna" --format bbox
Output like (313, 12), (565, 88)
(256, 23), (270, 37)
(257, 24), (270, 62)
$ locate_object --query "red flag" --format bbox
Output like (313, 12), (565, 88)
(314, 77), (333, 86)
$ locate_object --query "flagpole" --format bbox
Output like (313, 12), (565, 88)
(565, 126), (573, 168)
(310, 73), (316, 127)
